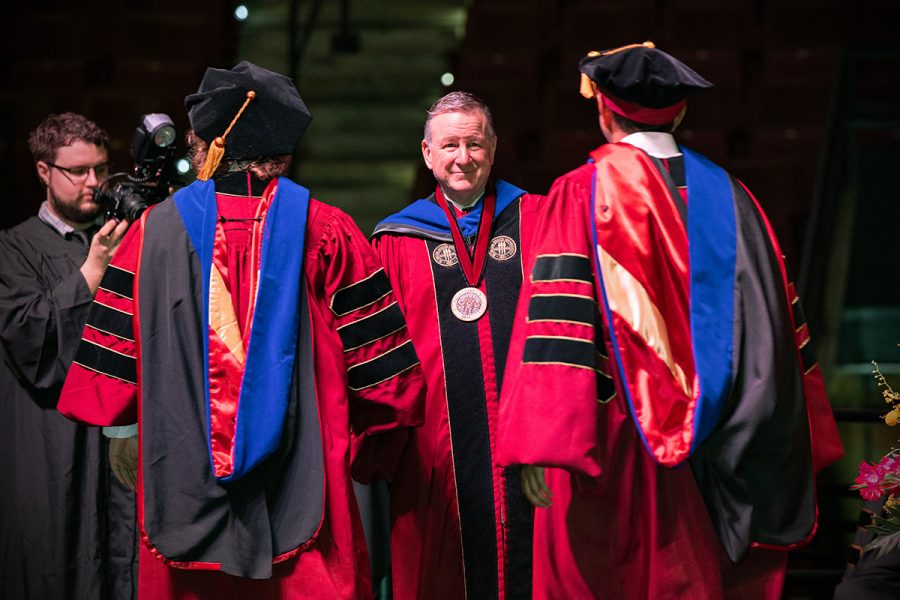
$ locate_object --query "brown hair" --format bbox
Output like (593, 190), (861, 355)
(28, 112), (109, 164)
(185, 130), (291, 180)
(424, 91), (496, 144)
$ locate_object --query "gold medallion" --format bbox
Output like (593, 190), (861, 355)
(450, 287), (488, 321)
(489, 235), (517, 261)
(432, 243), (459, 267)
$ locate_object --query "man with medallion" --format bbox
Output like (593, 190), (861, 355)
(368, 91), (543, 600)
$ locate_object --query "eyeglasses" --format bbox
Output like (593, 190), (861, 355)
(45, 161), (111, 184)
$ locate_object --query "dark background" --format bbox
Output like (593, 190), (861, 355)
(3, 1), (899, 597)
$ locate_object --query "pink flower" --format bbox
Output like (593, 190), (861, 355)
(880, 455), (900, 474)
(855, 461), (886, 501)
(878, 455), (900, 492)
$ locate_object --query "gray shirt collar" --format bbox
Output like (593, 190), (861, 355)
(38, 201), (97, 240)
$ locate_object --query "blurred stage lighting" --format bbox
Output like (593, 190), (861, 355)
(176, 158), (192, 175)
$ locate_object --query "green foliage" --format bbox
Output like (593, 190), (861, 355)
(866, 501), (900, 558)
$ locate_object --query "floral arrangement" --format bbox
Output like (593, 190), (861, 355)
(852, 360), (900, 556)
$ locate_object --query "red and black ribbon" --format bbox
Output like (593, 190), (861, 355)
(434, 185), (496, 288)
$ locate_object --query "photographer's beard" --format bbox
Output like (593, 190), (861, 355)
(40, 141), (108, 227)
(48, 186), (103, 226)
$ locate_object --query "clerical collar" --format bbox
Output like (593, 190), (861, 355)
(443, 189), (485, 213)
(621, 131), (681, 158)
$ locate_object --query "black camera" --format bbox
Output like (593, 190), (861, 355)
(93, 113), (182, 222)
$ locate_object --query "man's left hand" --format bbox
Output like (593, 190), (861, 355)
(522, 464), (553, 508)
(109, 436), (138, 491)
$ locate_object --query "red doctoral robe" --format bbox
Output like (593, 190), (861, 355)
(497, 143), (844, 599)
(369, 181), (542, 600)
(58, 175), (425, 599)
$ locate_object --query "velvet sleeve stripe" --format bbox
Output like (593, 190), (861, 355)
(330, 269), (393, 316)
(98, 265), (134, 299)
(531, 254), (593, 284)
(347, 339), (419, 391)
(791, 295), (808, 333)
(85, 302), (134, 341)
(799, 336), (818, 374)
(337, 302), (406, 352)
(523, 335), (595, 370)
(527, 293), (595, 326)
(598, 368), (616, 404)
(73, 339), (137, 385)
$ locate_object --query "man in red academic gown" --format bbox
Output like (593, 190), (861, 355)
(497, 42), (845, 599)
(58, 61), (425, 599)
(368, 92), (542, 599)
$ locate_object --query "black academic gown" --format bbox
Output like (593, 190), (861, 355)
(0, 216), (134, 599)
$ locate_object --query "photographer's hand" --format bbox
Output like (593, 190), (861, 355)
(80, 218), (130, 294)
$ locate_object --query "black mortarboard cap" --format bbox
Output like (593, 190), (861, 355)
(579, 42), (713, 118)
(185, 60), (311, 159)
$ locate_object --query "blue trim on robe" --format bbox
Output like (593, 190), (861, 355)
(590, 149), (736, 464)
(174, 177), (310, 482)
(682, 147), (736, 452)
(374, 179), (527, 237)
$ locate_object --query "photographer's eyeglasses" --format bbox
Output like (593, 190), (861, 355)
(45, 161), (111, 184)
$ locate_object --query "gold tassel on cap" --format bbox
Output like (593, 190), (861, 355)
(580, 51), (602, 99)
(197, 90), (257, 181)
(579, 74), (597, 99)
(579, 41), (656, 99)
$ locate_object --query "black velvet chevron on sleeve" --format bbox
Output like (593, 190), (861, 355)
(330, 269), (392, 316)
(73, 340), (137, 384)
(337, 303), (406, 351)
(98, 265), (134, 300)
(531, 255), (593, 284)
(346, 340), (419, 390)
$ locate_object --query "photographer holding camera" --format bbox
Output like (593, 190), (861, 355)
(0, 112), (135, 599)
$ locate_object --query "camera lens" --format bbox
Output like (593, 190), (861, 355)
(153, 125), (176, 148)
(120, 192), (150, 222)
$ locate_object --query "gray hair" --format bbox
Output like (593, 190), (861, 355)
(423, 91), (496, 144)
